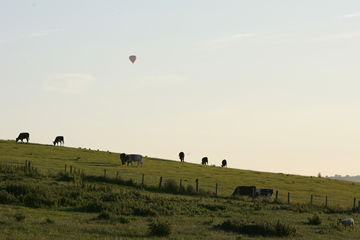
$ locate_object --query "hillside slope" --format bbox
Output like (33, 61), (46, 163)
(2, 139), (360, 239)
(1, 139), (359, 206)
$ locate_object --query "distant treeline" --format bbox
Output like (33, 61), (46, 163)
(326, 175), (360, 182)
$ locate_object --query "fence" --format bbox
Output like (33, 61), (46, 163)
(20, 161), (360, 210)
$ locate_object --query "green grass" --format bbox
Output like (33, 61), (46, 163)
(1, 139), (360, 239)
(1, 139), (359, 206)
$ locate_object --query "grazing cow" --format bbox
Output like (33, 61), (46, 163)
(179, 152), (185, 162)
(232, 186), (256, 198)
(221, 159), (227, 167)
(53, 136), (64, 146)
(120, 153), (143, 167)
(201, 157), (208, 165)
(16, 132), (29, 143)
(339, 218), (355, 230)
(256, 189), (274, 201)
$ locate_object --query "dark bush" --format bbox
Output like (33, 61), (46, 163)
(85, 200), (113, 213)
(0, 190), (19, 204)
(6, 182), (39, 196)
(46, 218), (55, 224)
(57, 172), (74, 182)
(117, 216), (131, 224)
(97, 211), (112, 220)
(273, 220), (297, 237)
(148, 218), (172, 237)
(23, 191), (59, 208)
(216, 218), (296, 237)
(163, 179), (178, 193)
(186, 184), (195, 194)
(101, 192), (124, 202)
(217, 218), (244, 232)
(204, 215), (215, 225)
(5, 182), (61, 208)
(14, 213), (26, 222)
(198, 188), (212, 196)
(307, 214), (322, 225)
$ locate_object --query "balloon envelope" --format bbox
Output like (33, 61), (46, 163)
(129, 55), (136, 64)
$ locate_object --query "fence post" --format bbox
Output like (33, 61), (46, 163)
(196, 180), (199, 193)
(65, 164), (67, 172)
(104, 169), (106, 179)
(288, 192), (290, 204)
(70, 165), (72, 173)
(116, 172), (119, 178)
(179, 179), (182, 193)
(28, 162), (31, 168)
(325, 196), (328, 208)
(142, 174), (144, 188)
(311, 195), (313, 205)
(276, 190), (278, 201)
(354, 198), (356, 209)
(159, 177), (162, 188)
(215, 183), (218, 197)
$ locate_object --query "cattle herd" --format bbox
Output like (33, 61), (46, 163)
(179, 152), (227, 167)
(15, 132), (64, 146)
(14, 132), (228, 168)
(14, 132), (281, 201)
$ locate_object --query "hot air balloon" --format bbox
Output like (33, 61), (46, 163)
(129, 55), (136, 64)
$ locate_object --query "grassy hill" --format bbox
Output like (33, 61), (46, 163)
(1, 139), (359, 206)
(1, 139), (360, 239)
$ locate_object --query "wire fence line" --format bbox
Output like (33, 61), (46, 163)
(18, 160), (360, 211)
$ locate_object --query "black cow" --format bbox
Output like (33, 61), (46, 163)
(221, 159), (227, 167)
(232, 186), (256, 198)
(179, 152), (185, 162)
(53, 136), (64, 146)
(16, 132), (29, 143)
(201, 157), (208, 165)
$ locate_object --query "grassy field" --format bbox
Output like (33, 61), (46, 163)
(1, 139), (360, 239)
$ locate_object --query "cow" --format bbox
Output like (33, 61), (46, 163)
(232, 186), (256, 198)
(232, 186), (274, 201)
(256, 189), (274, 201)
(120, 153), (143, 167)
(53, 136), (64, 146)
(201, 157), (208, 165)
(16, 132), (29, 143)
(221, 159), (227, 167)
(179, 152), (185, 162)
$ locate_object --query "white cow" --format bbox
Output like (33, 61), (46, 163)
(339, 218), (355, 230)
(120, 153), (143, 167)
(256, 189), (274, 201)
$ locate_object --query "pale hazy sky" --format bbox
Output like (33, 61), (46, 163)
(1, 1), (360, 176)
